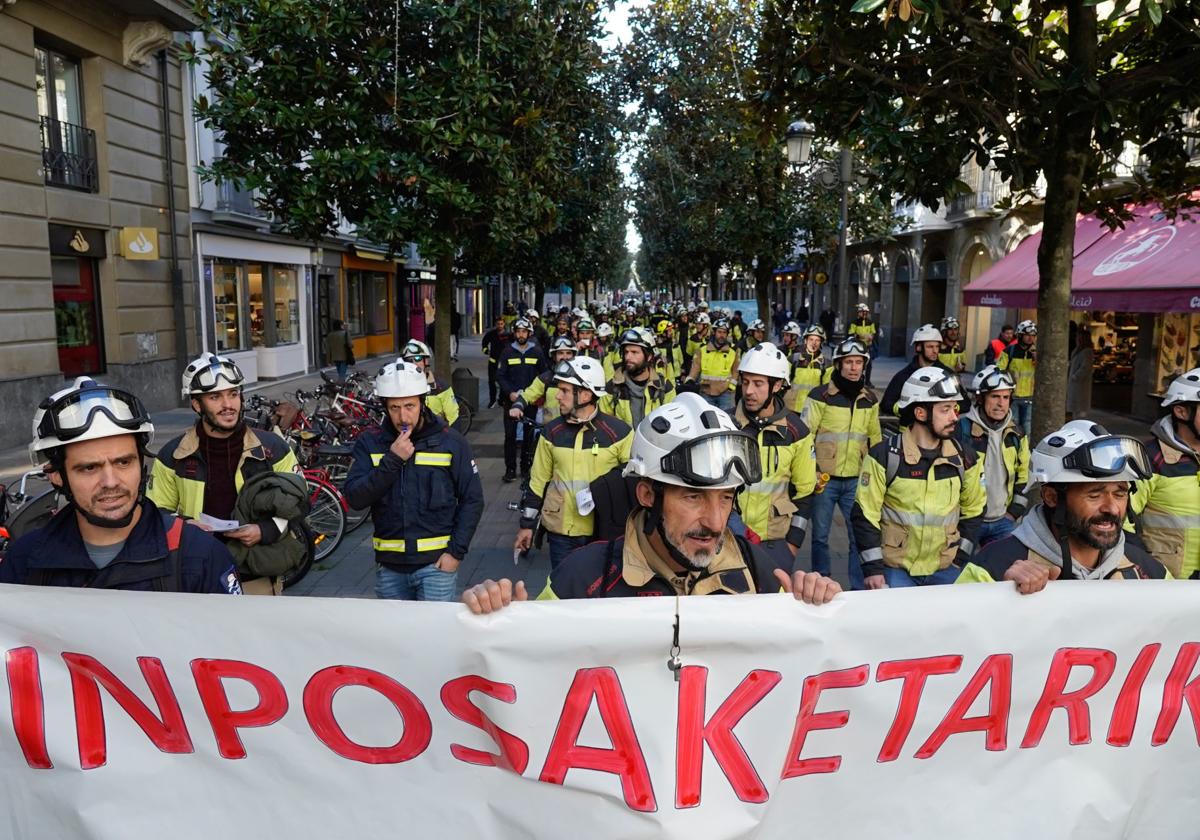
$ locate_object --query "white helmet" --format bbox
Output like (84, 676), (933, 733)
(401, 339), (432, 361)
(624, 393), (760, 489)
(940, 316), (960, 332)
(182, 351), (245, 398)
(721, 307), (733, 319)
(618, 326), (656, 350)
(526, 308), (540, 320)
(1028, 420), (1151, 487)
(911, 324), (943, 345)
(1161, 368), (1200, 407)
(748, 319), (766, 332)
(971, 364), (1016, 395)
(1016, 319), (1037, 336)
(693, 312), (711, 326)
(832, 338), (869, 361)
(31, 377), (155, 465)
(894, 367), (965, 411)
(738, 342), (791, 380)
(374, 361), (430, 399)
(553, 357), (606, 396)
(597, 322), (615, 339)
(686, 301), (697, 312)
(513, 318), (533, 333)
(782, 321), (802, 337)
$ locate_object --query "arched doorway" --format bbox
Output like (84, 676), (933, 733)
(960, 243), (995, 369)
(921, 248), (948, 326)
(891, 254), (912, 355)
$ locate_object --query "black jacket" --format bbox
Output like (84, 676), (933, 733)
(881, 356), (955, 416)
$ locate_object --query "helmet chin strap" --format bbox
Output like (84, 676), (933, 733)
(642, 488), (711, 573)
(1046, 486), (1075, 580)
(56, 454), (146, 530)
(564, 387), (595, 424)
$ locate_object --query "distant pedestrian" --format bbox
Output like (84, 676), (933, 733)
(450, 305), (462, 361)
(819, 307), (836, 339)
(1066, 329), (1094, 419)
(985, 324), (1015, 366)
(323, 319), (352, 380)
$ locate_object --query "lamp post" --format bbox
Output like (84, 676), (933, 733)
(786, 120), (855, 338)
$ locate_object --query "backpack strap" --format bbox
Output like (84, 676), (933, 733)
(153, 516), (187, 592)
(884, 432), (903, 489)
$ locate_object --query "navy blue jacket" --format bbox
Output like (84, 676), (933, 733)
(497, 341), (547, 403)
(0, 499), (241, 593)
(344, 410), (484, 571)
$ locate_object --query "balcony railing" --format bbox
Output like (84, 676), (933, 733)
(213, 179), (271, 224)
(40, 116), (98, 192)
(948, 166), (1008, 217)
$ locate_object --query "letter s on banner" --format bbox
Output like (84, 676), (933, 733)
(191, 659), (288, 760)
(440, 675), (529, 774)
(304, 666), (432, 764)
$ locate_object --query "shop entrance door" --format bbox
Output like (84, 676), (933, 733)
(317, 272), (332, 364)
(51, 256), (103, 376)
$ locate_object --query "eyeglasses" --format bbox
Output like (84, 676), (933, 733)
(1062, 436), (1152, 480)
(38, 386), (150, 442)
(659, 431), (763, 487)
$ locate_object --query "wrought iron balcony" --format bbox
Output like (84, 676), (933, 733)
(213, 179), (271, 225)
(40, 116), (98, 192)
(947, 167), (1008, 218)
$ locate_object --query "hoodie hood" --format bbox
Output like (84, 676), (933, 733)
(1010, 503), (1126, 580)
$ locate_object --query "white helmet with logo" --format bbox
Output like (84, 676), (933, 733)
(1016, 319), (1037, 336)
(1161, 368), (1200, 407)
(693, 312), (711, 327)
(894, 367), (965, 411)
(31, 377), (155, 465)
(971, 364), (1016, 395)
(1028, 420), (1151, 487)
(624, 393), (761, 489)
(513, 318), (533, 333)
(911, 324), (943, 345)
(738, 342), (791, 380)
(597, 322), (615, 339)
(832, 338), (869, 361)
(782, 321), (802, 337)
(401, 339), (432, 362)
(553, 357), (606, 397)
(182, 351), (245, 399)
(374, 361), (430, 399)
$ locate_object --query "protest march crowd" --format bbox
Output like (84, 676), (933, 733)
(2, 299), (1195, 615)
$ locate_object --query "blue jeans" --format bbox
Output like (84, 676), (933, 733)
(375, 563), (458, 601)
(883, 565), (962, 587)
(1013, 399), (1033, 437)
(547, 533), (589, 571)
(811, 476), (863, 590)
(335, 361), (348, 380)
(976, 517), (1015, 548)
(703, 390), (734, 412)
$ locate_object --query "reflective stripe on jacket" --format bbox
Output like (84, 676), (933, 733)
(688, 341), (739, 396)
(801, 381), (882, 478)
(789, 352), (832, 413)
(998, 343), (1036, 398)
(1131, 425), (1200, 578)
(425, 375), (459, 426)
(848, 320), (876, 345)
(852, 431), (984, 577)
(520, 411), (633, 537)
(600, 367), (675, 427)
(734, 402), (816, 545)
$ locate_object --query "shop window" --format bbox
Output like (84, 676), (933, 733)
(366, 271), (389, 333)
(273, 267), (299, 344)
(248, 264), (266, 347)
(212, 261), (246, 351)
(346, 273), (363, 336)
(35, 45), (97, 192)
(51, 256), (103, 375)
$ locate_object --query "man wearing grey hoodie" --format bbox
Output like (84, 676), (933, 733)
(958, 365), (1031, 548)
(958, 420), (1168, 593)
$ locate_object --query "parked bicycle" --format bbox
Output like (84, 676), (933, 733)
(0, 469), (59, 558)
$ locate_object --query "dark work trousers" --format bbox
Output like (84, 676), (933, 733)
(487, 360), (499, 405)
(503, 403), (536, 474)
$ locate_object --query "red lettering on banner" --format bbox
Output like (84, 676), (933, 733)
(916, 654), (1012, 759)
(6, 647), (52, 769)
(1021, 648), (1117, 748)
(539, 667), (657, 812)
(190, 659), (288, 760)
(1152, 642), (1200, 746)
(62, 653), (193, 770)
(304, 666), (431, 764)
(675, 667), (781, 808)
(440, 675), (529, 774)
(1107, 643), (1161, 747)
(780, 664), (869, 779)
(875, 655), (963, 763)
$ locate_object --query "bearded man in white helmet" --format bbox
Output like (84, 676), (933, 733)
(3, 378), (241, 593)
(958, 420), (1167, 592)
(465, 392), (841, 612)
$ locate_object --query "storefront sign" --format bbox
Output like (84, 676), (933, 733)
(0, 584), (1195, 837)
(118, 227), (160, 260)
(48, 224), (106, 258)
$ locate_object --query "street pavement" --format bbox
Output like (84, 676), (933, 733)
(1, 339), (1152, 601)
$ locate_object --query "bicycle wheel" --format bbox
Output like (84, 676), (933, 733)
(305, 478), (346, 563)
(281, 521), (316, 590)
(321, 460), (371, 533)
(453, 397), (474, 435)
(6, 489), (61, 540)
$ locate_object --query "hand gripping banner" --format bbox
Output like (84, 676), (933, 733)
(0, 582), (1197, 838)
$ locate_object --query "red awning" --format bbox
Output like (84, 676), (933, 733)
(962, 203), (1200, 313)
(961, 215), (1109, 309)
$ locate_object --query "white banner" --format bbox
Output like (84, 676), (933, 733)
(0, 583), (1197, 838)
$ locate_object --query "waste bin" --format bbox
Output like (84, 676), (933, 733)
(451, 367), (479, 415)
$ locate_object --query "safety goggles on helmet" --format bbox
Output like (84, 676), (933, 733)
(36, 386), (151, 444)
(924, 374), (965, 402)
(973, 367), (1015, 394)
(659, 431), (762, 488)
(1060, 436), (1152, 480)
(185, 356), (244, 396)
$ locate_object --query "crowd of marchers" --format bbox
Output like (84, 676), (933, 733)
(3, 299), (1196, 614)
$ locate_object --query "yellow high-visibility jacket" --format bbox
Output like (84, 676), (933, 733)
(1131, 418), (1200, 578)
(801, 380), (882, 478)
(688, 340), (740, 397)
(790, 351), (832, 413)
(998, 343), (1036, 398)
(734, 402), (816, 545)
(600, 367), (675, 427)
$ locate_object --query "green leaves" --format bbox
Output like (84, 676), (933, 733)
(850, 0), (887, 14)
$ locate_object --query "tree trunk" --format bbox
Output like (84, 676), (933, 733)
(755, 262), (772, 324)
(534, 278), (545, 315)
(708, 257), (721, 302)
(1032, 0), (1099, 445)
(434, 250), (454, 379)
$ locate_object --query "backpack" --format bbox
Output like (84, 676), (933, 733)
(882, 432), (965, 489)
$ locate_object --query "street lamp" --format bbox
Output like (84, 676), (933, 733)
(785, 118), (855, 336)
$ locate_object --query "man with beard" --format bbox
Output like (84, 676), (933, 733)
(732, 343), (817, 573)
(847, 303), (877, 387)
(602, 327), (676, 427)
(958, 420), (1166, 591)
(881, 324), (955, 417)
(149, 352), (299, 595)
(3, 378), (241, 593)
(957, 365), (1030, 548)
(937, 316), (968, 373)
(801, 338), (882, 589)
(685, 317), (740, 412)
(853, 367), (985, 588)
(463, 392), (841, 610)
